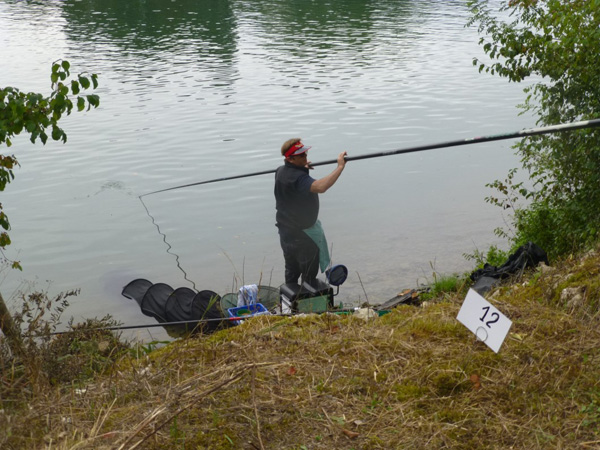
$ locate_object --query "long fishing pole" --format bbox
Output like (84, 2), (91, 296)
(44, 315), (279, 336)
(43, 309), (367, 336)
(43, 308), (365, 336)
(141, 118), (600, 198)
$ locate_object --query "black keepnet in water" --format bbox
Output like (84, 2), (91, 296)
(122, 279), (226, 335)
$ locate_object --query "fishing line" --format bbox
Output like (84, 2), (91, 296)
(139, 195), (198, 291)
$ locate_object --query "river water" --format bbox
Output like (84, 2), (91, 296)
(0, 0), (530, 340)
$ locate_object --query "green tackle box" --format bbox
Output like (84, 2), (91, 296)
(280, 279), (334, 314)
(296, 295), (330, 313)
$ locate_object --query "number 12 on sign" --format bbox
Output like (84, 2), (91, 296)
(479, 306), (499, 328)
(457, 289), (512, 353)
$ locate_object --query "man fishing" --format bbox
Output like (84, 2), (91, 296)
(275, 138), (347, 285)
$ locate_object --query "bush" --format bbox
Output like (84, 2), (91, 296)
(468, 0), (600, 260)
(464, 244), (509, 270)
(0, 289), (129, 404)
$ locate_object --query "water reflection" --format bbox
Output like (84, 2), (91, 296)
(59, 0), (239, 87)
(239, 0), (383, 46)
(61, 0), (237, 56)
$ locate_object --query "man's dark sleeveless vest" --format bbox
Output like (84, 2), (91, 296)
(274, 161), (319, 234)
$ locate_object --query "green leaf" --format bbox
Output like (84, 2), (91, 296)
(79, 76), (91, 90)
(0, 212), (9, 230)
(77, 96), (85, 112)
(86, 94), (100, 108)
(0, 231), (11, 247)
(51, 126), (62, 141)
(61, 60), (70, 71)
(53, 93), (65, 110)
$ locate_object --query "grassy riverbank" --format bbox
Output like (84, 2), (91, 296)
(2, 248), (600, 449)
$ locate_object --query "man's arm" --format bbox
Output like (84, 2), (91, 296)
(310, 151), (347, 194)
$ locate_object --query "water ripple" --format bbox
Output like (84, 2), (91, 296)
(0, 0), (533, 324)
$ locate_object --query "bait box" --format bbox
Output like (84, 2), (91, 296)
(227, 303), (270, 319)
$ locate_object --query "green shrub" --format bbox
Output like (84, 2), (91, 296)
(464, 244), (509, 269)
(468, 0), (600, 260)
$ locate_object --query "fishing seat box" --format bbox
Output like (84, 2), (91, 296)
(280, 279), (333, 314)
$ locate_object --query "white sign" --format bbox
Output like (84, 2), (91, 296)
(457, 289), (512, 353)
